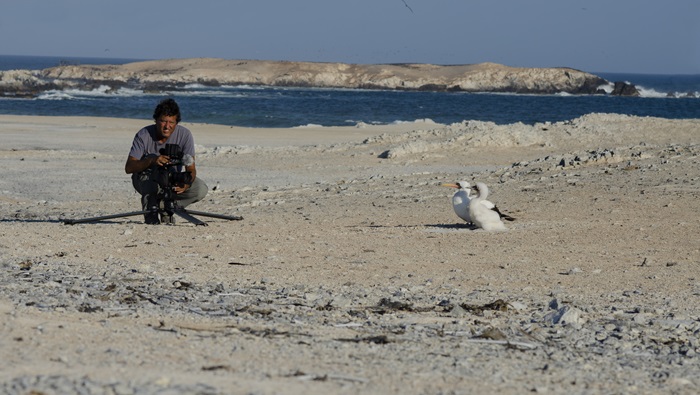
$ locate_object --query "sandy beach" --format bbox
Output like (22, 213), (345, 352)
(1, 113), (699, 394)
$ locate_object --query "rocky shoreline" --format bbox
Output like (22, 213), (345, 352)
(0, 58), (639, 98)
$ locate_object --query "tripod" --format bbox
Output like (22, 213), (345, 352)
(63, 184), (243, 226)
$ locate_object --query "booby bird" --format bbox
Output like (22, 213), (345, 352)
(441, 181), (473, 223)
(442, 181), (515, 224)
(469, 182), (508, 231)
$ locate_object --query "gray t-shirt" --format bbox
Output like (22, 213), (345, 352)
(128, 124), (195, 161)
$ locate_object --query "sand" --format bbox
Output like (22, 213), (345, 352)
(0, 113), (699, 394)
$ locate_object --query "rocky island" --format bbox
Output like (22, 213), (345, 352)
(0, 58), (637, 98)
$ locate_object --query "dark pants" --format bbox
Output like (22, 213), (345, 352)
(132, 169), (208, 210)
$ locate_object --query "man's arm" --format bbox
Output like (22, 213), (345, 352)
(186, 160), (197, 182)
(125, 155), (167, 174)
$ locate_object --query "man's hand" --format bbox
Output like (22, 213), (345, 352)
(125, 154), (171, 174)
(173, 184), (190, 194)
(155, 155), (170, 166)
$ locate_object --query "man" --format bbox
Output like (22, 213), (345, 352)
(125, 98), (208, 224)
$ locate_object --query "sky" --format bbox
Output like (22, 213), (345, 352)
(1, 0), (699, 74)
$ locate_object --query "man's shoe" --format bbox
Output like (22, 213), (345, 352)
(160, 213), (175, 225)
(144, 212), (160, 225)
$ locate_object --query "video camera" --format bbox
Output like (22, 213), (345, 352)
(157, 143), (193, 188)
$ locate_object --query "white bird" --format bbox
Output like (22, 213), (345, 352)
(441, 181), (477, 223)
(469, 182), (508, 231)
(442, 181), (514, 225)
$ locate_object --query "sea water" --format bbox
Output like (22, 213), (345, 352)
(1, 55), (699, 128)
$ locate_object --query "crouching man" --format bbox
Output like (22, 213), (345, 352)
(125, 98), (208, 224)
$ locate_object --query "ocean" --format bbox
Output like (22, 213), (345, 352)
(1, 54), (699, 128)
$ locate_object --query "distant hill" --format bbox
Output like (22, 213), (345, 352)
(1, 58), (638, 97)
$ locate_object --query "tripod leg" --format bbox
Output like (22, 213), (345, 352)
(63, 210), (150, 225)
(183, 209), (244, 221)
(172, 209), (208, 226)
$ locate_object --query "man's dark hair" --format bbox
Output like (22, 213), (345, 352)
(153, 98), (182, 123)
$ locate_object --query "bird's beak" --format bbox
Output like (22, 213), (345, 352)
(441, 183), (459, 188)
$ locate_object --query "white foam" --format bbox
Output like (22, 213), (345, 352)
(597, 83), (614, 94)
(390, 118), (437, 125)
(636, 86), (670, 98)
(37, 85), (149, 100)
(182, 83), (208, 89)
(36, 90), (75, 100)
(112, 87), (147, 97)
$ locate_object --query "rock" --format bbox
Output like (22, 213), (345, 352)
(1, 59), (610, 97)
(611, 81), (641, 96)
(449, 303), (469, 318)
(544, 305), (586, 326)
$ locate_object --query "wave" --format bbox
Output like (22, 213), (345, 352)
(36, 86), (148, 100)
(26, 80), (700, 102)
(596, 72), (700, 99)
(636, 86), (672, 98)
(33, 85), (261, 100)
(292, 119), (438, 129)
(36, 91), (76, 100)
(596, 81), (698, 99)
(635, 85), (698, 99)
(390, 119), (437, 125)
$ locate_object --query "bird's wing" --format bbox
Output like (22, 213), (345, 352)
(493, 206), (516, 221)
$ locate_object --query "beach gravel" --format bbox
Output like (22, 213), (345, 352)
(0, 114), (698, 394)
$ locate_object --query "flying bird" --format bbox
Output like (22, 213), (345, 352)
(442, 181), (515, 225)
(468, 182), (511, 231)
